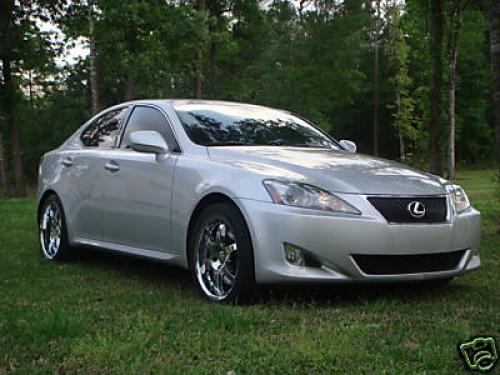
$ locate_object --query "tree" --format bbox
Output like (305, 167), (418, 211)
(489, 0), (500, 170)
(428, 0), (445, 175)
(373, 0), (381, 156)
(0, 0), (26, 196)
(195, 0), (207, 99)
(385, 2), (417, 162)
(447, 1), (466, 179)
(0, 0), (66, 195)
(88, 0), (99, 115)
(0, 132), (7, 197)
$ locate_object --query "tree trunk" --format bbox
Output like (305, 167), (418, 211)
(208, 41), (216, 98)
(124, 2), (137, 102)
(373, 0), (381, 156)
(490, 0), (500, 169)
(396, 92), (406, 161)
(28, 69), (33, 110)
(448, 55), (456, 180)
(0, 133), (8, 197)
(0, 0), (26, 197)
(3, 59), (26, 197)
(399, 130), (406, 162)
(428, 0), (445, 176)
(448, 6), (463, 180)
(298, 0), (307, 23)
(194, 0), (206, 99)
(88, 1), (99, 115)
(125, 72), (135, 101)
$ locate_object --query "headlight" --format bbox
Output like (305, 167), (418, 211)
(263, 179), (360, 214)
(447, 184), (470, 213)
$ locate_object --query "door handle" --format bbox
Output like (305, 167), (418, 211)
(61, 157), (73, 167)
(104, 161), (120, 172)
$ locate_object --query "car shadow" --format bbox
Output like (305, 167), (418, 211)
(69, 246), (470, 306)
(71, 246), (193, 292)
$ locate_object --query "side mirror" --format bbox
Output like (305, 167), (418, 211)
(339, 139), (357, 153)
(129, 131), (169, 154)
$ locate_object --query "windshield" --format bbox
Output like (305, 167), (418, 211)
(173, 103), (341, 149)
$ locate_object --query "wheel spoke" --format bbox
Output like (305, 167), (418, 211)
(213, 270), (224, 295)
(225, 243), (237, 254)
(40, 214), (48, 231)
(215, 223), (226, 243)
(204, 259), (211, 274)
(203, 227), (214, 243)
(48, 238), (56, 256)
(222, 266), (235, 285)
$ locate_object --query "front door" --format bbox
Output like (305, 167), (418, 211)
(96, 105), (180, 253)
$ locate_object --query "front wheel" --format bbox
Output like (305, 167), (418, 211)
(38, 194), (71, 261)
(189, 203), (256, 304)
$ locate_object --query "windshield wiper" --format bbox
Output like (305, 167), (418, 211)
(206, 141), (255, 146)
(205, 141), (333, 148)
(285, 144), (332, 149)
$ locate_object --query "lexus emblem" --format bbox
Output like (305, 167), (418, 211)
(408, 201), (426, 218)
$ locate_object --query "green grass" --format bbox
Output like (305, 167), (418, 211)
(1, 170), (499, 374)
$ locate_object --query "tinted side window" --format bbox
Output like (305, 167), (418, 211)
(81, 107), (128, 147)
(120, 106), (178, 151)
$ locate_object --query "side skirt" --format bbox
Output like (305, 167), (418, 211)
(72, 238), (180, 263)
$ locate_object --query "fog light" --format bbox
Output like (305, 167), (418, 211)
(284, 243), (306, 266)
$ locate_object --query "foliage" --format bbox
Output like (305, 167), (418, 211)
(0, 0), (497, 187)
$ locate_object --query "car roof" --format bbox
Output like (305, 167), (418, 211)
(114, 99), (290, 114)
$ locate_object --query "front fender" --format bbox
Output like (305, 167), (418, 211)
(170, 155), (274, 268)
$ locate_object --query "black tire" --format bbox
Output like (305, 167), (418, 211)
(189, 202), (256, 304)
(38, 194), (72, 261)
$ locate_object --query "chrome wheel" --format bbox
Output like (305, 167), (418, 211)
(195, 219), (238, 300)
(39, 201), (62, 259)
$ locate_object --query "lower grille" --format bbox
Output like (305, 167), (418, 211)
(367, 196), (447, 223)
(352, 250), (465, 275)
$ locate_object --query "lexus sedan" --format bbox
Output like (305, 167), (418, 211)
(37, 100), (481, 303)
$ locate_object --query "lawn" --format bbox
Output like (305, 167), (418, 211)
(1, 170), (498, 374)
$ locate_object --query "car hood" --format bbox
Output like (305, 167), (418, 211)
(207, 146), (448, 196)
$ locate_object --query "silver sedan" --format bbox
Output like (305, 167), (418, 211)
(37, 100), (481, 303)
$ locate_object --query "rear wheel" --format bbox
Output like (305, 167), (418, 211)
(189, 203), (256, 303)
(39, 194), (71, 261)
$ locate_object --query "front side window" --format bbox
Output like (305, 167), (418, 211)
(173, 103), (340, 149)
(120, 106), (178, 151)
(81, 107), (128, 147)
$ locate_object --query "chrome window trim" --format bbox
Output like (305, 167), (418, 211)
(117, 103), (183, 154)
(80, 105), (131, 149)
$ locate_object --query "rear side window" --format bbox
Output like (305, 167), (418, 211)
(81, 107), (128, 147)
(120, 106), (179, 151)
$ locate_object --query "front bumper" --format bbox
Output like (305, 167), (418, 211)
(236, 195), (481, 284)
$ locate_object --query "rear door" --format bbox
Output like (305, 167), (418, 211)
(66, 107), (130, 241)
(96, 105), (180, 252)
